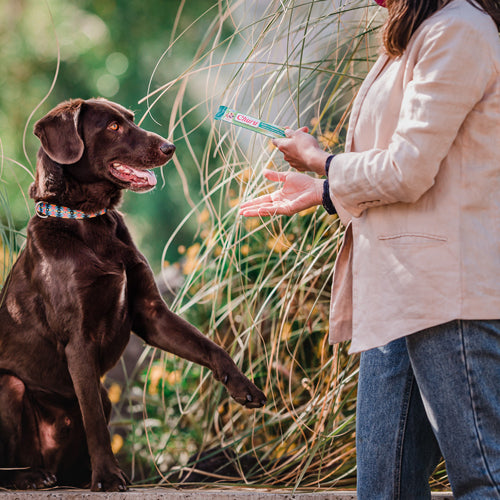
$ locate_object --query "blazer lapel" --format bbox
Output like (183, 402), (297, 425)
(345, 54), (390, 153)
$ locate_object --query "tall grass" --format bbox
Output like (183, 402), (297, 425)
(0, 146), (31, 288)
(0, 190), (16, 288)
(132, 0), (452, 490)
(128, 0), (371, 490)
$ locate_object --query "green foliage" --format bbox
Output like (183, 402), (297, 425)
(0, 188), (18, 285)
(108, 352), (204, 481)
(0, 0), (217, 267)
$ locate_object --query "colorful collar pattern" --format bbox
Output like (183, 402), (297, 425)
(35, 201), (107, 220)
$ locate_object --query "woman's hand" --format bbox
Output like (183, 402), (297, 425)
(272, 127), (331, 175)
(239, 169), (323, 217)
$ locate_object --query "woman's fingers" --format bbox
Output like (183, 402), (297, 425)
(239, 206), (276, 217)
(240, 201), (289, 217)
(239, 169), (318, 217)
(272, 137), (287, 149)
(239, 193), (274, 210)
(262, 169), (288, 183)
(239, 199), (276, 216)
(284, 126), (309, 137)
(239, 170), (284, 212)
(273, 126), (308, 147)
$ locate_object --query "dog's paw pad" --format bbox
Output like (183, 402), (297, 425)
(91, 466), (129, 492)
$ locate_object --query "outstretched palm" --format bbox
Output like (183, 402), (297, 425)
(239, 169), (323, 217)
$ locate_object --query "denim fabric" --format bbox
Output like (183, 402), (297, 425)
(356, 320), (500, 499)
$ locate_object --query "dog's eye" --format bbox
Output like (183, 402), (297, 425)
(108, 122), (120, 131)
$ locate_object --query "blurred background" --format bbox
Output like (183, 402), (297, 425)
(0, 0), (452, 491)
(0, 0), (218, 267)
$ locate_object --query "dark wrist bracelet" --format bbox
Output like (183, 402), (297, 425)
(325, 154), (335, 176)
(322, 179), (337, 215)
(322, 154), (337, 214)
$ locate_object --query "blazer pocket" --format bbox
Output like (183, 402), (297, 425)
(378, 232), (448, 247)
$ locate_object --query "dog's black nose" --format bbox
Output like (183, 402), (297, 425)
(160, 143), (175, 156)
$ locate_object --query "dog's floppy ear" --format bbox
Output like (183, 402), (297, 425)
(34, 99), (85, 165)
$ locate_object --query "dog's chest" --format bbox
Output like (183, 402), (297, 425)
(77, 226), (137, 369)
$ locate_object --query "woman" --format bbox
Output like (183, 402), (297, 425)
(240, 0), (500, 498)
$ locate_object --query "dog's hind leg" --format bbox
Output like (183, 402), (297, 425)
(0, 374), (57, 489)
(47, 403), (92, 488)
(51, 386), (112, 488)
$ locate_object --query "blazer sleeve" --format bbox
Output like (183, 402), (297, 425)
(328, 11), (497, 218)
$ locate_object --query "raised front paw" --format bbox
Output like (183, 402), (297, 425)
(221, 371), (266, 409)
(91, 461), (130, 492)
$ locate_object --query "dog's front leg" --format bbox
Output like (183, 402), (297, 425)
(129, 262), (266, 408)
(65, 341), (129, 492)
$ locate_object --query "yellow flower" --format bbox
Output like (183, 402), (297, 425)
(240, 244), (250, 256)
(0, 246), (15, 284)
(182, 243), (201, 275)
(245, 218), (260, 231)
(149, 365), (182, 394)
(237, 168), (253, 183)
(186, 243), (200, 258)
(267, 234), (289, 253)
(318, 130), (338, 148)
(111, 434), (124, 454)
(107, 383), (122, 404)
(166, 370), (182, 386)
(281, 322), (293, 341)
(148, 365), (166, 395)
(197, 208), (210, 225)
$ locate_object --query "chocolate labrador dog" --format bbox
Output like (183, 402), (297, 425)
(0, 98), (265, 491)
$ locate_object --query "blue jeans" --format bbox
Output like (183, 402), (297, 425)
(356, 320), (500, 499)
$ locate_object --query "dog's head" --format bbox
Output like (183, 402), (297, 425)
(30, 98), (175, 209)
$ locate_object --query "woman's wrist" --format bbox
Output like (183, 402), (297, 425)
(322, 180), (337, 215)
(322, 154), (337, 215)
(308, 149), (333, 175)
(325, 154), (335, 176)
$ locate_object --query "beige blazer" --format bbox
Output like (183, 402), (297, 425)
(327, 0), (500, 353)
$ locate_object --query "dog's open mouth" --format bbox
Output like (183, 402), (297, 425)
(109, 162), (157, 192)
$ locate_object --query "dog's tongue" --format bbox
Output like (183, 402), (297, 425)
(132, 167), (157, 187)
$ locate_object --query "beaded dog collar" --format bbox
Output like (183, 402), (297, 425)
(35, 201), (107, 220)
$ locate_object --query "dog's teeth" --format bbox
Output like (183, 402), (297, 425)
(113, 163), (131, 174)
